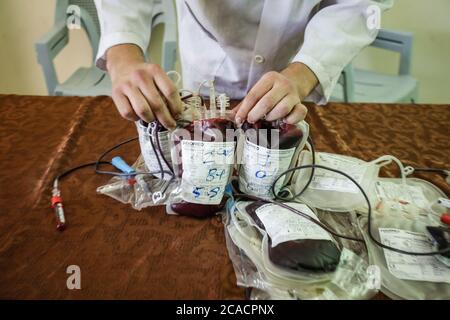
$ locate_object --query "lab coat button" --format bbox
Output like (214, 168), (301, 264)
(254, 55), (265, 64)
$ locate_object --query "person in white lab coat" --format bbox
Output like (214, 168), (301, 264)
(95, 0), (392, 129)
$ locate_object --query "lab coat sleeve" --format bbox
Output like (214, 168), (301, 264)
(292, 0), (393, 104)
(94, 0), (154, 70)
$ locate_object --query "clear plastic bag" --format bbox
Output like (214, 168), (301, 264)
(97, 156), (174, 210)
(236, 120), (309, 199)
(357, 196), (450, 300)
(372, 177), (448, 225)
(224, 198), (378, 300)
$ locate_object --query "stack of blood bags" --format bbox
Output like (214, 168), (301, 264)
(168, 91), (236, 218)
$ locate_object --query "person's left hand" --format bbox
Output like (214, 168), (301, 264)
(233, 62), (318, 125)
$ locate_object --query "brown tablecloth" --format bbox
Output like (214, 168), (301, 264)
(0, 94), (449, 299)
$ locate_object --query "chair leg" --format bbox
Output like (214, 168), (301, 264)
(411, 85), (419, 104)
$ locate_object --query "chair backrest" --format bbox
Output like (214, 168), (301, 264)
(54, 0), (100, 61)
(55, 0), (175, 65)
(371, 29), (413, 76)
(339, 28), (414, 102)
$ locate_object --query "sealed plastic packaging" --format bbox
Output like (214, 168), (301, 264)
(357, 204), (450, 300)
(167, 91), (236, 218)
(237, 120), (309, 199)
(97, 155), (174, 210)
(291, 152), (402, 212)
(373, 177), (448, 225)
(224, 199), (378, 300)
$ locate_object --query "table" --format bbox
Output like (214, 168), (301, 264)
(0, 94), (449, 299)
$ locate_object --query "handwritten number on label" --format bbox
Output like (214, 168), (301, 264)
(206, 168), (226, 182)
(208, 187), (220, 199)
(255, 170), (267, 179)
(192, 186), (204, 198)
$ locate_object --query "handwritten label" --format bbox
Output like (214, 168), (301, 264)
(181, 140), (235, 204)
(379, 228), (450, 283)
(239, 139), (295, 198)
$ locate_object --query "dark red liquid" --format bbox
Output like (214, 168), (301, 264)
(241, 120), (303, 150)
(171, 117), (235, 218)
(245, 201), (341, 272)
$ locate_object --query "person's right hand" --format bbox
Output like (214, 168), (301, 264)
(106, 44), (182, 129)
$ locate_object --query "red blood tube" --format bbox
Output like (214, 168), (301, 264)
(51, 189), (66, 231)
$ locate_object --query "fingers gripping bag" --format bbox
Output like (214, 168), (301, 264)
(357, 205), (450, 300)
(236, 120), (308, 199)
(224, 199), (378, 300)
(166, 89), (236, 218)
(292, 153), (406, 212)
(135, 70), (184, 182)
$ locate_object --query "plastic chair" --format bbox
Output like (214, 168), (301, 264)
(331, 29), (419, 103)
(35, 0), (177, 96)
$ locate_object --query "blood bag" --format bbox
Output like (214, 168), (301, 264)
(237, 120), (309, 199)
(167, 108), (236, 218)
(244, 201), (341, 272)
(373, 177), (448, 225)
(292, 151), (381, 212)
(136, 120), (173, 180)
(358, 208), (450, 300)
(224, 199), (378, 300)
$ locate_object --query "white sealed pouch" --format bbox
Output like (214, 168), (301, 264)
(357, 208), (450, 299)
(224, 199), (378, 300)
(236, 121), (309, 199)
(291, 153), (406, 212)
(136, 120), (173, 180)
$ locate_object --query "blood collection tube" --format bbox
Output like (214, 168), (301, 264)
(51, 188), (66, 231)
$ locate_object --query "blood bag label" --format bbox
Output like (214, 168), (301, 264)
(181, 140), (235, 204)
(309, 153), (367, 194)
(256, 203), (332, 247)
(138, 127), (172, 180)
(239, 139), (295, 197)
(379, 228), (450, 283)
(376, 181), (429, 209)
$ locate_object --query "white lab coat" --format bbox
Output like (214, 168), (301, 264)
(95, 0), (392, 104)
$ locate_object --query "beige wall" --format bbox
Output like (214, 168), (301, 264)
(353, 0), (450, 103)
(0, 0), (449, 103)
(0, 0), (92, 95)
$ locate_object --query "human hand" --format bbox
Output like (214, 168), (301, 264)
(107, 44), (182, 129)
(233, 62), (318, 125)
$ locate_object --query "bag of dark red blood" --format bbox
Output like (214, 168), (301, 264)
(236, 120), (309, 199)
(166, 109), (237, 218)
